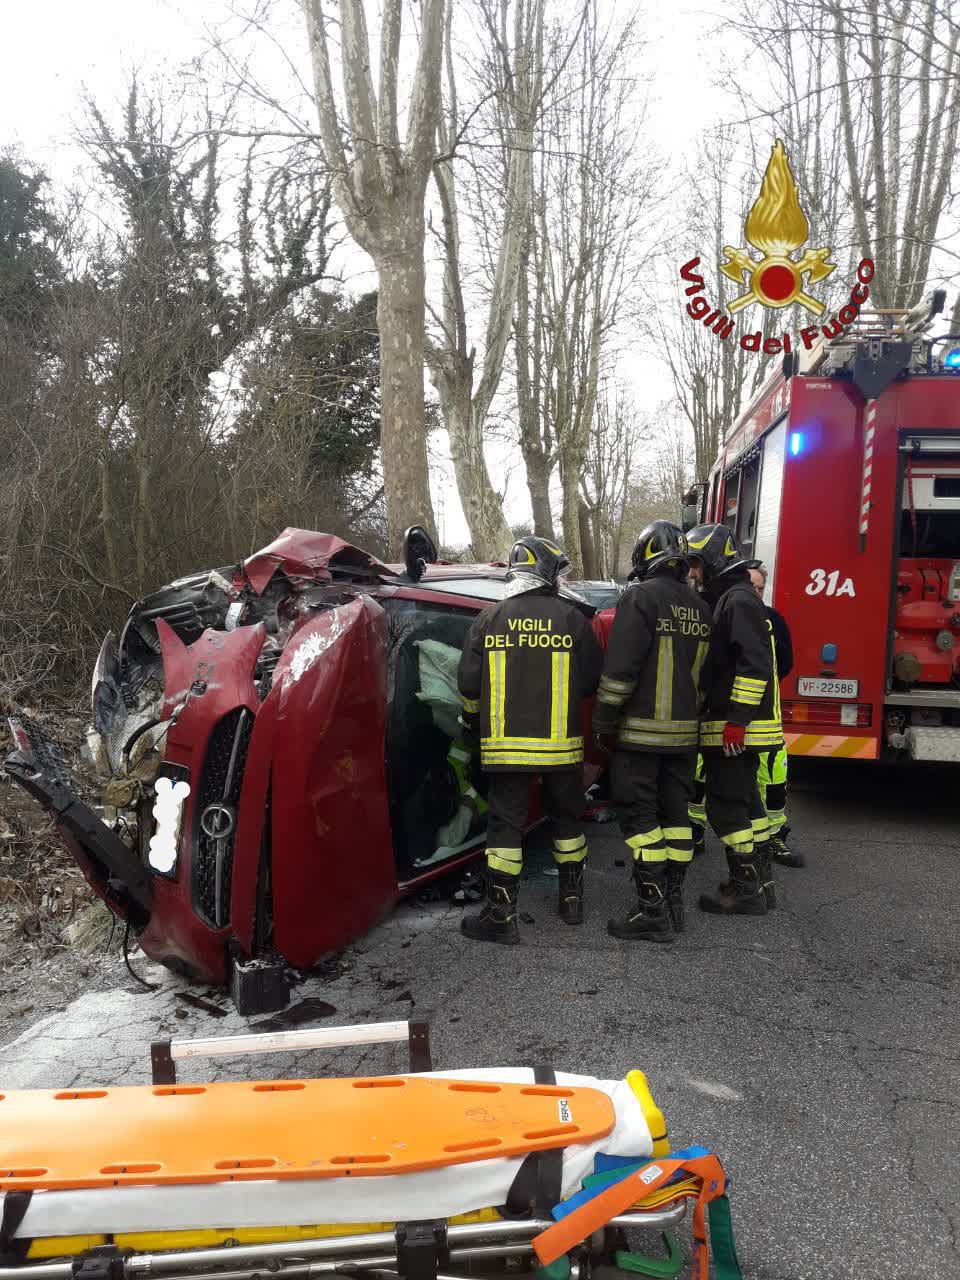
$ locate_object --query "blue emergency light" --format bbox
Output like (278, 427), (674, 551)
(821, 643), (838, 663)
(789, 431), (804, 456)
(945, 347), (960, 370)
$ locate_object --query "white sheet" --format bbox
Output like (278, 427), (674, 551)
(9, 1069), (654, 1238)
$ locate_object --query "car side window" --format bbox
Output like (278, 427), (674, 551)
(380, 598), (487, 880)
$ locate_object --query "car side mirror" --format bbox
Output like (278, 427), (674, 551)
(402, 525), (438, 582)
(681, 503), (699, 532)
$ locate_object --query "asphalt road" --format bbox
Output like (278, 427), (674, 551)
(1, 758), (957, 1279)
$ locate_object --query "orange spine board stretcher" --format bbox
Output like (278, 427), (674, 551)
(0, 1076), (615, 1193)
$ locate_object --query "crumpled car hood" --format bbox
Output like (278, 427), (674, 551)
(242, 529), (397, 595)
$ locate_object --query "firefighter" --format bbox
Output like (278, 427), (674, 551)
(457, 536), (604, 944)
(686, 524), (782, 914)
(593, 522), (712, 942)
(748, 566), (804, 869)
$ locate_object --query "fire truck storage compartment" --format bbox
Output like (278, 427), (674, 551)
(751, 420), (788, 603)
(888, 434), (960, 760)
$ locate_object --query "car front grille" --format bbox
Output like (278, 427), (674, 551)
(192, 708), (254, 928)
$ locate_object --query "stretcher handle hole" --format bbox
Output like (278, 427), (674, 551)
(54, 1090), (108, 1100)
(522, 1125), (580, 1140)
(448, 1082), (502, 1094)
(101, 1162), (163, 1175)
(521, 1086), (572, 1097)
(0, 1168), (47, 1178)
(443, 1138), (504, 1153)
(352, 1079), (406, 1089)
(253, 1082), (306, 1092)
(330, 1154), (392, 1165)
(153, 1086), (206, 1096)
(214, 1157), (278, 1170)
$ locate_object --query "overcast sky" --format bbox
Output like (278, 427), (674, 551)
(3, 0), (729, 548)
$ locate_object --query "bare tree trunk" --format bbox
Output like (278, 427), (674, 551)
(560, 459), (584, 578)
(375, 225), (435, 551)
(301, 0), (443, 555)
(523, 449), (555, 539)
(578, 498), (598, 579)
(515, 230), (555, 537)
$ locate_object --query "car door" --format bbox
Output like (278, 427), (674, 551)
(258, 594), (396, 967)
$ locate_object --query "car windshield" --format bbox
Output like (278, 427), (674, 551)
(413, 577), (507, 601)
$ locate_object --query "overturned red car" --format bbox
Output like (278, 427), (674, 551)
(5, 528), (611, 1011)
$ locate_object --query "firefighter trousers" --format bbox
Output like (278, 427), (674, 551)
(484, 770), (585, 876)
(609, 750), (696, 864)
(689, 753), (706, 828)
(702, 749), (769, 858)
(757, 746), (788, 835)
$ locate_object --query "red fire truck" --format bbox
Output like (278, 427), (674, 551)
(684, 291), (960, 764)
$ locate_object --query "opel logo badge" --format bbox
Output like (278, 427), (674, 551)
(200, 803), (235, 840)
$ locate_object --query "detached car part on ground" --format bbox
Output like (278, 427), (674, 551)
(0, 1017), (740, 1278)
(4, 529), (605, 1011)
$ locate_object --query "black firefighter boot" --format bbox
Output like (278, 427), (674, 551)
(755, 843), (777, 909)
(461, 869), (521, 944)
(699, 852), (768, 916)
(557, 861), (585, 925)
(665, 862), (688, 933)
(608, 863), (674, 942)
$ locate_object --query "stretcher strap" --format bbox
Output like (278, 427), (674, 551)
(706, 1196), (743, 1280)
(0, 1191), (31, 1263)
(502, 1065), (564, 1218)
(614, 1233), (682, 1278)
(533, 1151), (730, 1280)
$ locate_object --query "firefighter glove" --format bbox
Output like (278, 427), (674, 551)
(722, 722), (746, 757)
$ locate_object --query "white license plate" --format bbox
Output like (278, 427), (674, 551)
(797, 676), (859, 699)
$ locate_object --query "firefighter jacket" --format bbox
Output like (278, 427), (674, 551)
(592, 575), (712, 752)
(457, 589), (604, 772)
(699, 575), (783, 751)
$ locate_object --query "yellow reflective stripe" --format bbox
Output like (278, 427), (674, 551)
(599, 675), (635, 694)
(730, 692), (763, 706)
(481, 735), (582, 750)
(733, 676), (766, 689)
(771, 636), (782, 722)
(487, 651), (506, 739)
(692, 640), (709, 688)
(551, 651), (569, 740)
(487, 847), (522, 875)
(622, 717), (698, 733)
(620, 732), (698, 747)
(626, 829), (665, 848)
(655, 636), (674, 721)
(461, 695), (480, 713)
(597, 689), (628, 706)
(482, 751), (583, 767)
(662, 826), (692, 840)
(554, 845), (587, 864)
(722, 828), (754, 848)
(554, 834), (586, 852)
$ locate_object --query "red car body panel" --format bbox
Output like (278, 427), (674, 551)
(268, 596), (395, 967)
(242, 530), (396, 594)
(139, 620), (265, 981)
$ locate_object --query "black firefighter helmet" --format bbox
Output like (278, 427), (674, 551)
(685, 522), (759, 583)
(506, 535), (570, 589)
(631, 521), (689, 581)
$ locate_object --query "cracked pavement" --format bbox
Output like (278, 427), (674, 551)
(1, 758), (957, 1279)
